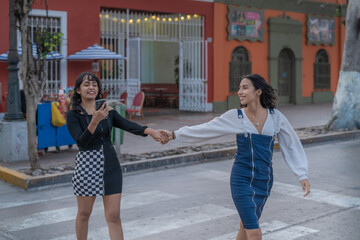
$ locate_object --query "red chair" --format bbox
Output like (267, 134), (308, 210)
(126, 91), (145, 120)
(119, 92), (127, 105)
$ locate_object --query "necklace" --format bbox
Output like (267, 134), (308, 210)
(247, 109), (263, 128)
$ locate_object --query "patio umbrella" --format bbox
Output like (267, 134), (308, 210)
(0, 43), (63, 61)
(67, 44), (126, 60)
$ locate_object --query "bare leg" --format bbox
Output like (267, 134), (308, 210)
(236, 222), (248, 240)
(244, 228), (262, 240)
(76, 196), (96, 240)
(103, 193), (123, 240)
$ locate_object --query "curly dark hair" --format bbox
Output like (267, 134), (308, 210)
(70, 72), (103, 111)
(239, 74), (278, 109)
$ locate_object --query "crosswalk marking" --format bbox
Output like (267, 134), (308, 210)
(192, 170), (360, 208)
(0, 191), (178, 232)
(0, 194), (72, 209)
(51, 204), (238, 240)
(209, 220), (318, 240)
(272, 182), (360, 208)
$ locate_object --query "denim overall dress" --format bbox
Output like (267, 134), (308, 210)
(230, 108), (276, 229)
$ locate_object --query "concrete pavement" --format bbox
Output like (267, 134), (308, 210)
(0, 138), (359, 240)
(1, 102), (360, 189)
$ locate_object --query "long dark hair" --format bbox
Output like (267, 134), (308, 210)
(239, 74), (278, 108)
(70, 72), (103, 111)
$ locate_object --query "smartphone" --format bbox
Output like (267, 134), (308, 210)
(95, 99), (106, 111)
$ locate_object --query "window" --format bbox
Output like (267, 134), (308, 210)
(229, 47), (251, 92)
(314, 49), (330, 89)
(27, 15), (62, 96)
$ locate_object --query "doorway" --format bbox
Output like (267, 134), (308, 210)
(278, 48), (295, 103)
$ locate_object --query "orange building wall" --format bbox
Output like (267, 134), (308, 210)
(213, 2), (345, 102)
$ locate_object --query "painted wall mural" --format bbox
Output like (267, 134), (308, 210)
(307, 16), (335, 46)
(227, 6), (264, 42)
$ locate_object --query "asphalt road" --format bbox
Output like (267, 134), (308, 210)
(0, 138), (359, 240)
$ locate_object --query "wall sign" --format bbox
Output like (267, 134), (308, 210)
(227, 6), (264, 42)
(307, 15), (335, 46)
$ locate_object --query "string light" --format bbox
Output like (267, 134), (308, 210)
(121, 19), (125, 23)
(194, 14), (198, 18)
(157, 17), (160, 21)
(181, 16), (185, 21)
(137, 19), (141, 23)
(187, 15), (191, 20)
(152, 16), (156, 20)
(129, 19), (133, 24)
(175, 17), (179, 22)
(99, 14), (102, 18)
(144, 17), (148, 21)
(113, 17), (118, 22)
(105, 14), (109, 18)
(162, 18), (166, 22)
(168, 18), (172, 22)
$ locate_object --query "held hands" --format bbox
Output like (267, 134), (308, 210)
(300, 179), (311, 197)
(145, 128), (169, 144)
(159, 129), (174, 141)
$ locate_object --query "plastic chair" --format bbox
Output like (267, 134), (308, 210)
(126, 91), (145, 120)
(119, 92), (127, 105)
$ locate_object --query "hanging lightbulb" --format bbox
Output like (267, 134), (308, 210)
(168, 18), (172, 22)
(175, 17), (179, 22)
(181, 16), (185, 21)
(129, 19), (133, 24)
(121, 19), (125, 23)
(137, 19), (141, 23)
(162, 18), (166, 22)
(144, 17), (148, 21)
(105, 14), (109, 18)
(187, 15), (191, 20)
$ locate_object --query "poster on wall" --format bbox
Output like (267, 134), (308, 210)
(307, 15), (335, 46)
(227, 6), (264, 42)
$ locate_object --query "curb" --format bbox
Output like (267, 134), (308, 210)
(1, 130), (360, 189)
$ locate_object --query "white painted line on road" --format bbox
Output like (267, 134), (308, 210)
(52, 204), (237, 240)
(123, 204), (237, 240)
(273, 182), (360, 208)
(209, 220), (318, 240)
(0, 191), (178, 232)
(0, 194), (72, 209)
(193, 170), (360, 209)
(264, 225), (319, 240)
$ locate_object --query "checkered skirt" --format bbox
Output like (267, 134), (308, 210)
(72, 148), (105, 196)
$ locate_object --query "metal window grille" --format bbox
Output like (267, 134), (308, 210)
(100, 9), (204, 100)
(27, 16), (62, 96)
(229, 47), (251, 92)
(314, 50), (330, 89)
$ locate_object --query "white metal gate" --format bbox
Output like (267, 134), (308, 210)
(126, 38), (141, 108)
(179, 40), (208, 111)
(100, 9), (208, 111)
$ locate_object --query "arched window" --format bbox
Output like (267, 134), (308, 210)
(229, 47), (252, 92)
(314, 50), (330, 89)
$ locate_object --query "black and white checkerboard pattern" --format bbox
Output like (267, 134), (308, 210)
(72, 149), (105, 196)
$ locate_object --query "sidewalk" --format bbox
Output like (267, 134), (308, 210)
(1, 102), (360, 189)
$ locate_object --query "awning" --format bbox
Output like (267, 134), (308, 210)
(67, 44), (126, 60)
(0, 43), (63, 61)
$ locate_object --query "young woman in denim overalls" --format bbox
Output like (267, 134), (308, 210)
(162, 74), (311, 240)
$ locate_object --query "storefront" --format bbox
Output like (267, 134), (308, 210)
(212, 0), (347, 112)
(0, 0), (214, 112)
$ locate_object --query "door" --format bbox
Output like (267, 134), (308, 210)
(179, 40), (208, 111)
(278, 49), (294, 103)
(126, 38), (141, 108)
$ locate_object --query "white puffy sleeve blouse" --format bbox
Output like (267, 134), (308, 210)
(174, 108), (308, 181)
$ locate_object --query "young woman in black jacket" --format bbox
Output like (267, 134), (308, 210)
(67, 72), (167, 240)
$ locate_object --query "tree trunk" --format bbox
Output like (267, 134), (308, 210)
(328, 0), (360, 130)
(25, 92), (41, 169)
(17, 0), (43, 170)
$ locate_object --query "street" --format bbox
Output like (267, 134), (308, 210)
(0, 138), (360, 240)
